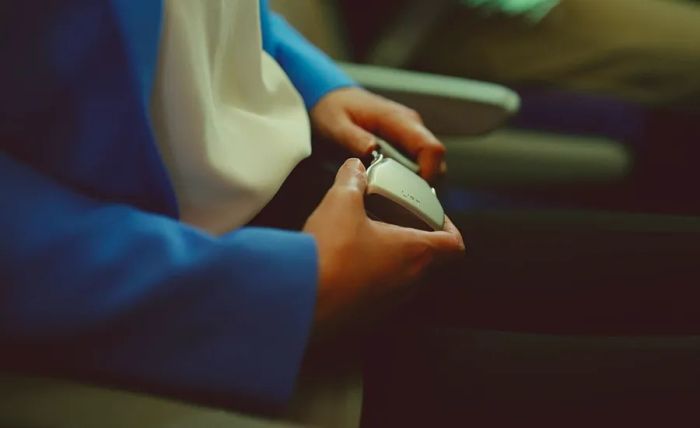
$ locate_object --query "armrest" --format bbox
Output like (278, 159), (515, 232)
(339, 62), (521, 136)
(443, 129), (632, 188)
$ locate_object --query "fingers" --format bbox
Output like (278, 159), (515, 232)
(333, 158), (368, 194)
(311, 88), (446, 181)
(332, 116), (379, 157)
(416, 135), (446, 182)
(438, 215), (466, 253)
(310, 88), (378, 156)
(388, 119), (445, 183)
(309, 158), (368, 225)
(360, 106), (446, 182)
(418, 227), (465, 256)
(375, 215), (466, 254)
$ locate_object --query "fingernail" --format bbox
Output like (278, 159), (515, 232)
(346, 157), (365, 171)
(365, 136), (379, 154)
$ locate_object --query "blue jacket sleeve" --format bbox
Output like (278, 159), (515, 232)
(260, 0), (356, 109)
(0, 153), (318, 406)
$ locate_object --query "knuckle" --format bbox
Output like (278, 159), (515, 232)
(338, 181), (366, 199)
(381, 104), (416, 122)
(325, 186), (344, 201)
(338, 123), (358, 140)
(355, 167), (368, 180)
(347, 185), (366, 201)
(343, 165), (367, 182)
(379, 108), (403, 123)
(408, 240), (434, 262)
(404, 108), (422, 121)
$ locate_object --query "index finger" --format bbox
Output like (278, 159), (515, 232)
(376, 215), (466, 254)
(439, 215), (466, 253)
(378, 114), (446, 182)
(420, 215), (466, 254)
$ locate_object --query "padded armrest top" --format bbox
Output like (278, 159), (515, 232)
(340, 62), (521, 136)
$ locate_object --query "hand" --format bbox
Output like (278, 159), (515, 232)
(311, 87), (446, 182)
(303, 158), (465, 335)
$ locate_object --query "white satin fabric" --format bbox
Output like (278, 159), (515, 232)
(150, 0), (311, 234)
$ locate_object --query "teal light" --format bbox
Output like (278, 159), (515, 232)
(460, 0), (560, 22)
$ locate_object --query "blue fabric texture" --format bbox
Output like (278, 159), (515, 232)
(260, 0), (356, 109)
(0, 0), (348, 404)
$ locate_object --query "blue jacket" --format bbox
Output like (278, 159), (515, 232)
(0, 0), (354, 405)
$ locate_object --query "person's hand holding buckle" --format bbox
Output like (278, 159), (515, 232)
(310, 87), (447, 183)
(303, 159), (464, 336)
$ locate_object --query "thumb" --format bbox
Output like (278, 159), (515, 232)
(333, 158), (368, 193)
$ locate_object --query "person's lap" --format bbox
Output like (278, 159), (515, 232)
(0, 373), (306, 428)
(361, 327), (700, 426)
(7, 156), (699, 427)
(360, 207), (700, 425)
(264, 156), (700, 335)
(425, 208), (700, 333)
(268, 157), (700, 424)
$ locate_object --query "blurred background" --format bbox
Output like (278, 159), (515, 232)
(271, 0), (700, 217)
(270, 2), (700, 425)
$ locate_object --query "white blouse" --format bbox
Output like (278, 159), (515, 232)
(150, 0), (311, 234)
